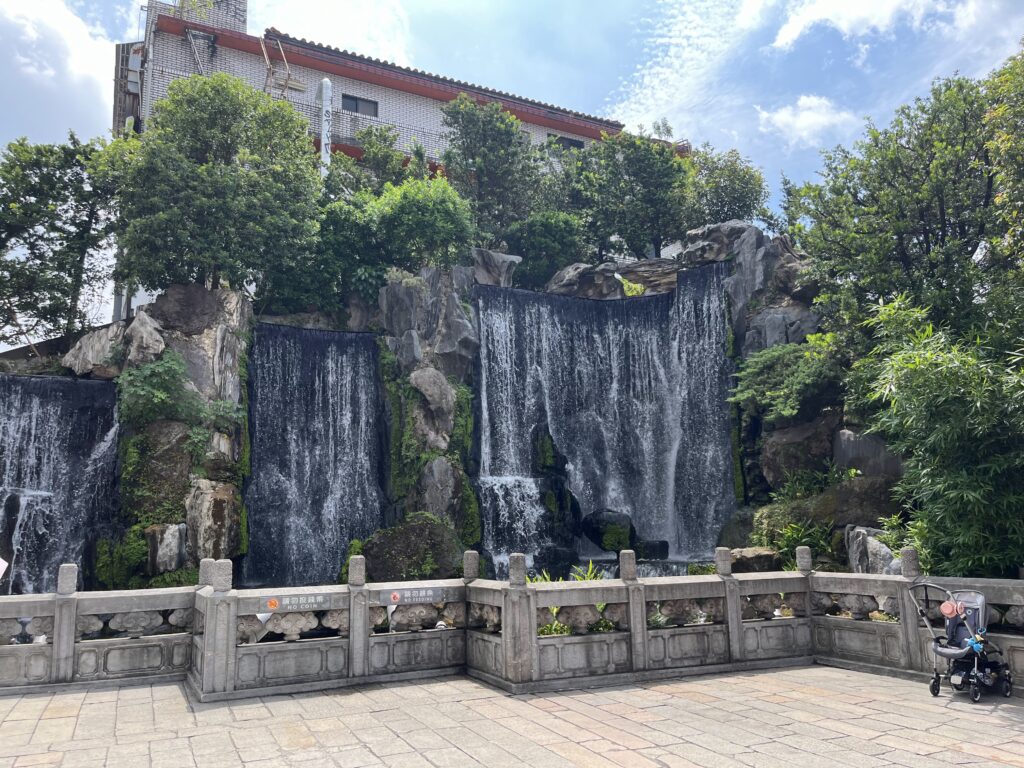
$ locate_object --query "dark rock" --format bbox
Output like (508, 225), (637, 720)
(544, 259), (684, 299)
(680, 220), (754, 264)
(533, 546), (577, 580)
(472, 247), (521, 287)
(409, 366), (456, 451)
(145, 523), (187, 575)
(810, 476), (899, 528)
(379, 275), (427, 338)
(743, 302), (820, 353)
(418, 457), (457, 523)
(760, 413), (840, 489)
(581, 509), (637, 552)
(362, 513), (464, 582)
(716, 506), (755, 549)
(845, 525), (901, 575)
(185, 479), (241, 561)
(730, 546), (781, 573)
(635, 540), (669, 560)
(397, 330), (423, 372)
(433, 292), (478, 382)
(833, 429), (902, 478)
(148, 284), (222, 336)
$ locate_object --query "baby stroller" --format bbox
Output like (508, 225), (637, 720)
(907, 583), (1013, 702)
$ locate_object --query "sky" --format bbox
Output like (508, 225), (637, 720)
(0, 0), (1022, 333)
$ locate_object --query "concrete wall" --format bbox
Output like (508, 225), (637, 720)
(2, 548), (1022, 699)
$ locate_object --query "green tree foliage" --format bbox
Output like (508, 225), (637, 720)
(684, 144), (769, 228)
(0, 133), (114, 344)
(356, 125), (408, 192)
(859, 298), (1024, 577)
(730, 333), (844, 425)
(111, 73), (321, 307)
(506, 210), (587, 289)
(441, 93), (540, 247)
(988, 48), (1024, 255)
(785, 77), (1000, 339)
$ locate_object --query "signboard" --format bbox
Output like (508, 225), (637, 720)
(259, 594), (327, 612)
(383, 588), (443, 605)
(0, 556), (7, 581)
(315, 78), (333, 178)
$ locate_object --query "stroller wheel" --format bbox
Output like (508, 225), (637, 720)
(970, 684), (982, 703)
(929, 675), (941, 697)
(1002, 678), (1013, 698)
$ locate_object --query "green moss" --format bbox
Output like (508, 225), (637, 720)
(536, 432), (555, 470)
(340, 538), (363, 583)
(601, 523), (631, 552)
(457, 476), (481, 547)
(238, 497), (249, 556)
(687, 562), (717, 575)
(449, 383), (473, 465)
(543, 490), (557, 515)
(119, 432), (189, 528)
(95, 525), (149, 589)
(731, 409), (745, 504)
(147, 567), (198, 588)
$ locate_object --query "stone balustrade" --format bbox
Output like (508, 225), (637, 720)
(1, 547), (1022, 699)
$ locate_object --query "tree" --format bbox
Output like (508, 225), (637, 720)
(111, 73), (321, 305)
(786, 77), (1001, 339)
(506, 210), (586, 289)
(355, 125), (408, 193)
(987, 47), (1024, 255)
(684, 144), (769, 229)
(441, 93), (540, 247)
(0, 133), (114, 345)
(859, 298), (1024, 577)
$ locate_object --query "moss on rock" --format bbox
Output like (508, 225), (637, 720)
(362, 512), (463, 582)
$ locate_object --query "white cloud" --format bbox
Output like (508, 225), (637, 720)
(0, 1), (114, 108)
(851, 42), (871, 69)
(772, 0), (934, 49)
(248, 0), (412, 66)
(755, 94), (858, 148)
(607, 0), (757, 139)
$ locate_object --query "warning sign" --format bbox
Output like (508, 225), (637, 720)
(383, 587), (442, 605)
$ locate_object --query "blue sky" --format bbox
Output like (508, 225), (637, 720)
(1, 0), (1023, 210)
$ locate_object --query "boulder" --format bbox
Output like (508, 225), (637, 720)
(717, 506), (755, 549)
(635, 540), (669, 560)
(137, 420), (193, 501)
(845, 526), (900, 575)
(680, 220), (754, 264)
(362, 513), (463, 582)
(124, 310), (165, 366)
(397, 329), (423, 372)
(145, 523), (187, 575)
(61, 322), (126, 378)
(810, 476), (899, 528)
(581, 509), (636, 552)
(379, 276), (426, 338)
(759, 414), (839, 489)
(544, 259), (685, 299)
(743, 303), (820, 353)
(201, 431), (237, 482)
(418, 457), (457, 523)
(730, 547), (781, 573)
(834, 429), (902, 478)
(409, 366), (456, 450)
(472, 247), (521, 287)
(148, 284), (222, 336)
(185, 479), (241, 561)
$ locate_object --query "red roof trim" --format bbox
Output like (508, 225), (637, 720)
(154, 15), (620, 141)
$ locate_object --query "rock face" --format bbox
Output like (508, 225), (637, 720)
(472, 247), (521, 287)
(810, 476), (899, 528)
(759, 414), (839, 488)
(581, 509), (636, 552)
(409, 366), (456, 451)
(145, 523), (186, 575)
(61, 322), (126, 378)
(361, 513), (463, 582)
(545, 259), (683, 299)
(834, 429), (902, 478)
(845, 526), (901, 575)
(418, 457), (457, 522)
(185, 479), (241, 561)
(124, 309), (164, 366)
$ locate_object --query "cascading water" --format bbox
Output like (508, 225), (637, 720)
(0, 374), (118, 594)
(243, 323), (385, 587)
(476, 262), (735, 570)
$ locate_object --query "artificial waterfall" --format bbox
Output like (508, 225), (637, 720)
(243, 324), (385, 587)
(476, 262), (735, 571)
(0, 374), (119, 594)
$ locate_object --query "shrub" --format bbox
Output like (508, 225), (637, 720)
(116, 351), (202, 429)
(505, 211), (586, 289)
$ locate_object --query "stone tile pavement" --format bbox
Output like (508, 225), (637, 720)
(0, 666), (1021, 767)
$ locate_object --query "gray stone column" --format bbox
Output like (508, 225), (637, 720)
(502, 553), (534, 685)
(619, 550), (648, 671)
(896, 547), (924, 671)
(716, 547), (745, 662)
(50, 564), (78, 683)
(795, 546), (815, 619)
(196, 559), (236, 695)
(463, 550), (479, 583)
(347, 555), (369, 678)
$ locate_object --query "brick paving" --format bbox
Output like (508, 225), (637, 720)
(0, 666), (1021, 767)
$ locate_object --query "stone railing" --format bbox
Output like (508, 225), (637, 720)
(1, 547), (1021, 699)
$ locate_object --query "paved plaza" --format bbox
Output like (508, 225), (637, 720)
(0, 666), (1021, 767)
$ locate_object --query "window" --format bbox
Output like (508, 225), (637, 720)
(342, 94), (378, 117)
(549, 134), (584, 151)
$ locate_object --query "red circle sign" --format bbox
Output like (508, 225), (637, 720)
(390, 591), (401, 604)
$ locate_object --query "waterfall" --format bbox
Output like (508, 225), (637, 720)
(0, 374), (119, 594)
(476, 262), (735, 568)
(243, 323), (385, 587)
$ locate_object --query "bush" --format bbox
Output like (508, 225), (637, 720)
(506, 211), (587, 289)
(730, 334), (844, 424)
(116, 351), (202, 429)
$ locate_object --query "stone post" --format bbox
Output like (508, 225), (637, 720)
(502, 553), (534, 685)
(795, 546), (815, 620)
(196, 559), (236, 696)
(50, 564), (78, 683)
(347, 555), (369, 678)
(463, 550), (479, 583)
(896, 547), (924, 671)
(619, 550), (648, 672)
(716, 547), (744, 662)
